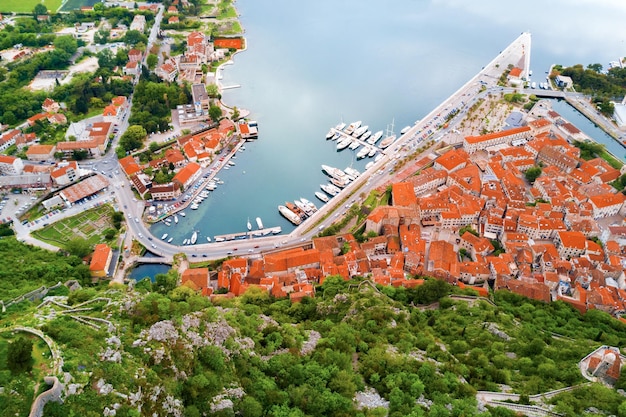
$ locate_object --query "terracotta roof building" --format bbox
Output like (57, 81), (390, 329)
(90, 243), (112, 278)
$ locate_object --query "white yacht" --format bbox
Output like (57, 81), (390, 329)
(256, 217), (264, 229)
(344, 120), (361, 135)
(336, 136), (352, 150)
(400, 126), (411, 135)
(161, 233), (168, 240)
(348, 140), (360, 150)
(353, 125), (369, 138)
(367, 130), (384, 145)
(191, 231), (198, 244)
(356, 146), (370, 159)
(278, 205), (302, 225)
(315, 191), (329, 203)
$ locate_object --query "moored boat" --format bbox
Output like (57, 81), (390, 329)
(353, 125), (369, 138)
(174, 215), (178, 223)
(180, 212), (186, 217)
(300, 197), (317, 213)
(367, 130), (384, 144)
(400, 125), (411, 135)
(325, 129), (334, 140)
(294, 199), (314, 216)
(348, 140), (360, 150)
(191, 231), (198, 244)
(206, 237), (212, 243)
(365, 161), (375, 170)
(278, 205), (302, 225)
(374, 153), (383, 162)
(167, 237), (173, 243)
(215, 237), (225, 242)
(360, 130), (372, 141)
(356, 146), (370, 159)
(344, 167), (360, 179)
(344, 120), (361, 135)
(379, 134), (396, 149)
(331, 177), (349, 188)
(368, 147), (377, 157)
(335, 122), (346, 131)
(161, 233), (168, 240)
(256, 217), (264, 229)
(321, 165), (349, 181)
(320, 183), (339, 196)
(315, 191), (330, 202)
(247, 218), (252, 231)
(336, 136), (352, 150)
(286, 201), (307, 220)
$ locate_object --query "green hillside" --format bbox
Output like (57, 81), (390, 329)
(1, 247), (626, 417)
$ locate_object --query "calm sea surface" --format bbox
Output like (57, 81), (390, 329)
(151, 0), (626, 243)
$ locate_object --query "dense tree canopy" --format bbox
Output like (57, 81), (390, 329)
(7, 337), (33, 375)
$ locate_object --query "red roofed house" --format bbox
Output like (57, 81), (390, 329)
(90, 243), (112, 278)
(103, 104), (120, 123)
(124, 61), (139, 76)
(128, 49), (143, 62)
(0, 130), (22, 152)
(50, 161), (79, 186)
(165, 148), (186, 168)
(118, 155), (143, 177)
(589, 193), (626, 219)
(156, 60), (178, 82)
(27, 112), (49, 126)
(433, 148), (469, 173)
(464, 126), (532, 154)
(392, 181), (417, 207)
(181, 268), (212, 296)
(554, 230), (587, 259)
(150, 182), (181, 200)
(168, 16), (179, 24)
(25, 144), (55, 162)
(42, 98), (60, 113)
(507, 67), (523, 85)
(173, 162), (201, 190)
(0, 155), (24, 175)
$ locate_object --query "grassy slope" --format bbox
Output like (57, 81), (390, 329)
(0, 0), (63, 14)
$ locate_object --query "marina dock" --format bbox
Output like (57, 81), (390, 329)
(329, 128), (390, 154)
(214, 226), (282, 242)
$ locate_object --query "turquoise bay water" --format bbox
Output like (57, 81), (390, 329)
(150, 0), (626, 243)
(129, 263), (172, 282)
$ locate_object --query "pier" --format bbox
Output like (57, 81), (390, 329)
(329, 128), (387, 155)
(214, 226), (282, 242)
(151, 139), (246, 223)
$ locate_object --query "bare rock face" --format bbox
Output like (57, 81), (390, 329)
(300, 330), (321, 356)
(354, 387), (389, 410)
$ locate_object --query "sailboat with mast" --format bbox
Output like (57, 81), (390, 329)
(379, 118), (397, 149)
